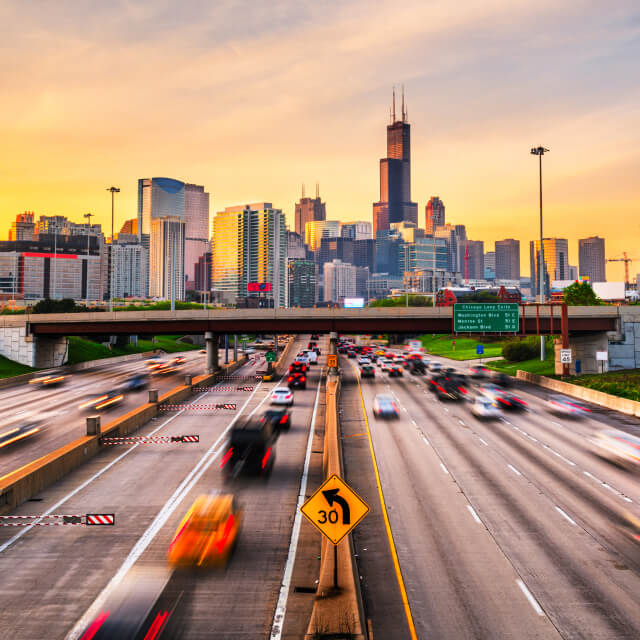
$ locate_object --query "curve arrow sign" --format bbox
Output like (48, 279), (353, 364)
(322, 488), (351, 525)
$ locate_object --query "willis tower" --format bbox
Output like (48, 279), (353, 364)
(372, 87), (418, 236)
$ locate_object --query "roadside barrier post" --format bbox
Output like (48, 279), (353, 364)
(86, 416), (101, 436)
(184, 374), (193, 387)
(148, 389), (158, 404)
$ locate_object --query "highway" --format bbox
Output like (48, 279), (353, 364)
(343, 348), (640, 639)
(0, 349), (233, 477)
(0, 337), (322, 639)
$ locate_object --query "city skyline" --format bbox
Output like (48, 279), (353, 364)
(0, 1), (638, 281)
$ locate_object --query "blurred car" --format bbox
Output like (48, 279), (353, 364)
(432, 375), (468, 401)
(172, 356), (186, 365)
(244, 347), (257, 355)
(469, 364), (490, 379)
(0, 422), (42, 449)
(591, 429), (640, 472)
(380, 359), (394, 372)
(490, 370), (512, 387)
(287, 372), (307, 390)
(78, 389), (125, 411)
(296, 354), (310, 366)
(547, 394), (591, 417)
(360, 364), (375, 378)
(199, 348), (207, 354)
(271, 388), (294, 406)
(310, 334), (320, 340)
(429, 361), (442, 373)
(358, 357), (371, 365)
(305, 350), (318, 365)
(221, 413), (277, 478)
(312, 347), (321, 355)
(121, 372), (150, 393)
(408, 359), (426, 375)
(470, 397), (502, 419)
(261, 408), (291, 434)
(289, 361), (308, 374)
(347, 350), (357, 358)
(168, 494), (243, 568)
(373, 394), (400, 419)
(618, 510), (640, 544)
(388, 365), (403, 377)
(28, 370), (68, 388)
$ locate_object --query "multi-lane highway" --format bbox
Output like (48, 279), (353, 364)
(343, 347), (640, 639)
(0, 349), (228, 477)
(0, 337), (323, 639)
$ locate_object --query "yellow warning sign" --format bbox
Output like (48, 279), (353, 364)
(327, 354), (338, 368)
(301, 474), (369, 545)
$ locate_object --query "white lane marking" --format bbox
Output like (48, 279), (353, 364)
(440, 462), (449, 474)
(555, 506), (577, 526)
(411, 419), (417, 426)
(458, 419), (465, 426)
(402, 406), (408, 412)
(503, 420), (512, 425)
(478, 437), (489, 446)
(270, 371), (324, 639)
(443, 407), (449, 413)
(67, 378), (268, 640)
(542, 445), (576, 466)
(508, 464), (522, 476)
(517, 579), (545, 616)
(467, 505), (482, 524)
(552, 421), (562, 427)
(423, 436), (430, 447)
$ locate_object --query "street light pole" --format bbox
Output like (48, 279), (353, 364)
(84, 213), (94, 308)
(52, 221), (58, 300)
(106, 186), (120, 312)
(531, 146), (549, 361)
(171, 223), (176, 312)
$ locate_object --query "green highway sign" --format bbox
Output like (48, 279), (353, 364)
(265, 351), (276, 362)
(454, 303), (519, 333)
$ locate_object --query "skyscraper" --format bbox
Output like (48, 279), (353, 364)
(211, 203), (287, 307)
(184, 183), (210, 285)
(317, 237), (354, 269)
(578, 236), (606, 282)
(341, 221), (372, 240)
(458, 240), (484, 281)
(324, 259), (357, 303)
(530, 238), (569, 296)
(495, 239), (520, 281)
(425, 197), (445, 234)
(305, 220), (340, 252)
(294, 184), (325, 237)
(149, 217), (185, 300)
(372, 88), (418, 236)
(434, 223), (466, 273)
(484, 251), (496, 280)
(288, 259), (317, 308)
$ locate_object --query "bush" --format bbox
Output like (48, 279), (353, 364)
(502, 336), (553, 362)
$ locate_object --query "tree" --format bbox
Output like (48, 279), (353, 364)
(563, 281), (601, 306)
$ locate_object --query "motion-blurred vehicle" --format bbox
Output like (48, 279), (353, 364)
(347, 350), (356, 358)
(388, 365), (403, 377)
(408, 359), (426, 375)
(469, 364), (490, 379)
(547, 394), (591, 417)
(431, 374), (468, 401)
(479, 384), (527, 411)
(287, 372), (307, 390)
(358, 356), (371, 365)
(289, 361), (308, 374)
(261, 408), (291, 434)
(121, 372), (150, 393)
(470, 397), (501, 419)
(373, 394), (400, 419)
(271, 388), (294, 406)
(429, 361), (443, 373)
(28, 370), (67, 388)
(148, 358), (182, 376)
(618, 510), (640, 544)
(0, 422), (42, 449)
(360, 364), (375, 378)
(172, 356), (186, 365)
(221, 413), (277, 478)
(296, 354), (310, 366)
(380, 359), (394, 372)
(168, 494), (243, 568)
(78, 389), (125, 411)
(490, 371), (512, 387)
(305, 350), (318, 365)
(310, 333), (320, 340)
(78, 566), (179, 639)
(591, 429), (640, 472)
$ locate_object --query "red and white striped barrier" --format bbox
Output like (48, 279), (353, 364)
(196, 386), (254, 392)
(100, 435), (200, 445)
(86, 514), (115, 526)
(159, 403), (237, 411)
(0, 514), (113, 526)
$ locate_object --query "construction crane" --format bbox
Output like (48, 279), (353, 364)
(606, 252), (637, 287)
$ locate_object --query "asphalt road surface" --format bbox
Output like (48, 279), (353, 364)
(344, 349), (640, 639)
(0, 337), (322, 639)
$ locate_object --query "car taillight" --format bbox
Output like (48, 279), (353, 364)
(215, 514), (235, 554)
(288, 376), (293, 382)
(143, 611), (169, 640)
(301, 376), (306, 381)
(457, 386), (467, 394)
(279, 415), (289, 424)
(513, 397), (527, 405)
(261, 447), (272, 469)
(80, 611), (110, 640)
(220, 447), (233, 468)
(497, 397), (511, 405)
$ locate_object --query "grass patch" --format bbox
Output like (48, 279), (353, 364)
(419, 334), (506, 361)
(0, 355), (36, 379)
(487, 357), (555, 377)
(67, 335), (199, 365)
(563, 369), (640, 402)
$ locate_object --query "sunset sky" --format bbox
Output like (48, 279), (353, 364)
(1, 0), (638, 280)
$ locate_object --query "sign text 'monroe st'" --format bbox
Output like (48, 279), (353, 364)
(453, 303), (520, 333)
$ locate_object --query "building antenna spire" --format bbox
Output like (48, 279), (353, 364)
(316, 182), (319, 199)
(302, 183), (305, 198)
(402, 84), (406, 122)
(392, 86), (396, 122)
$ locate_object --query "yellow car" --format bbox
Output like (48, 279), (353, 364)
(168, 494), (242, 568)
(376, 350), (386, 356)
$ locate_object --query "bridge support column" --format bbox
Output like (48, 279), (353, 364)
(233, 334), (238, 362)
(555, 333), (608, 376)
(329, 331), (338, 376)
(205, 332), (219, 373)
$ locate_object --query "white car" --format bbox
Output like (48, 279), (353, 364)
(470, 397), (501, 419)
(429, 362), (442, 372)
(296, 354), (310, 366)
(358, 357), (371, 365)
(380, 359), (394, 372)
(547, 394), (591, 417)
(591, 429), (640, 472)
(271, 388), (294, 406)
(304, 350), (318, 365)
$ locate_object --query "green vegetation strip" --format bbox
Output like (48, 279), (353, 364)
(487, 357), (555, 377)
(562, 369), (640, 402)
(0, 355), (36, 379)
(419, 334), (506, 361)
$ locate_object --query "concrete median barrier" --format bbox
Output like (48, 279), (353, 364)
(0, 356), (246, 514)
(516, 370), (640, 417)
(305, 375), (367, 640)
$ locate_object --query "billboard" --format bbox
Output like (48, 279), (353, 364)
(247, 282), (272, 292)
(343, 297), (365, 308)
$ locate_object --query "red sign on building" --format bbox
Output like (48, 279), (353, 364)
(247, 282), (272, 292)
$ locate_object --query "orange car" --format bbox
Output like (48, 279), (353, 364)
(168, 494), (242, 568)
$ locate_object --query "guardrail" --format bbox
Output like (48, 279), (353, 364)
(0, 357), (246, 514)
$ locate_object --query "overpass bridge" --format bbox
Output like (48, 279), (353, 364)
(0, 305), (631, 374)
